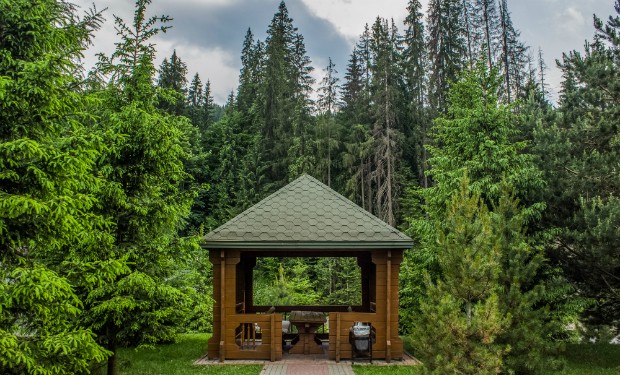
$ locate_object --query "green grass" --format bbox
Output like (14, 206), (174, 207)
(352, 365), (424, 374)
(556, 343), (620, 375)
(116, 333), (262, 375)
(113, 334), (620, 375)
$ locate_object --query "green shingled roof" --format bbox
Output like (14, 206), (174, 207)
(203, 174), (413, 249)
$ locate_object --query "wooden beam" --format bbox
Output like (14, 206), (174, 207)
(220, 250), (226, 362)
(387, 254), (392, 361)
(270, 314), (275, 362)
(336, 313), (341, 363)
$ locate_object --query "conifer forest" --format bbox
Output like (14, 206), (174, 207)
(1, 0), (619, 374)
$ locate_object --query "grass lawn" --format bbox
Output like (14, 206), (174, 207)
(116, 333), (262, 375)
(556, 343), (620, 375)
(113, 333), (620, 375)
(352, 365), (424, 374)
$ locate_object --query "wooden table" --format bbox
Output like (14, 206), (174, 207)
(288, 311), (327, 355)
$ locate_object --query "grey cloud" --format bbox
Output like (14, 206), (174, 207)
(152, 0), (353, 78)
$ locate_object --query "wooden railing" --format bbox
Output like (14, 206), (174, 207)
(225, 313), (282, 361)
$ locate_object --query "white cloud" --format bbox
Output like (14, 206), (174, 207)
(556, 7), (586, 36)
(156, 41), (239, 104)
(300, 0), (422, 44)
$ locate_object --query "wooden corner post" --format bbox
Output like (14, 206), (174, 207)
(220, 250), (226, 362)
(386, 250), (392, 363)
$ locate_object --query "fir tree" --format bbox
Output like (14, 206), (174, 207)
(157, 50), (188, 115)
(88, 2), (195, 373)
(0, 1), (114, 372)
(403, 0), (430, 187)
(316, 58), (340, 187)
(370, 18), (403, 225)
(427, 0), (467, 113)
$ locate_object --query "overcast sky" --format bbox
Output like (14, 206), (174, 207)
(75, 0), (616, 104)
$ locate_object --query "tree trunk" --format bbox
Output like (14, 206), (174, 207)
(499, 0), (512, 103)
(484, 0), (493, 69)
(107, 340), (117, 375)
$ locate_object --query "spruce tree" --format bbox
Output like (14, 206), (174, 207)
(262, 1), (298, 189)
(157, 50), (188, 116)
(87, 1), (195, 373)
(369, 18), (403, 225)
(472, 0), (501, 69)
(498, 0), (528, 102)
(427, 0), (467, 113)
(403, 0), (430, 187)
(316, 58), (340, 187)
(0, 1), (114, 373)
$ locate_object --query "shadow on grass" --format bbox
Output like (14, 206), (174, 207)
(115, 333), (262, 375)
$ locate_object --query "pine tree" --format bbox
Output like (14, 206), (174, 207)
(539, 1), (620, 330)
(412, 179), (506, 374)
(408, 60), (565, 373)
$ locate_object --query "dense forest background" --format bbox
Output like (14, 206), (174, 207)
(1, 0), (619, 374)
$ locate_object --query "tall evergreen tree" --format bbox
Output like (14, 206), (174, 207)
(370, 18), (403, 225)
(261, 1), (314, 189)
(0, 1), (114, 373)
(412, 179), (506, 375)
(287, 32), (315, 180)
(88, 2), (196, 373)
(472, 0), (501, 69)
(403, 0), (430, 187)
(262, 1), (297, 189)
(409, 61), (564, 373)
(157, 50), (188, 115)
(316, 58), (340, 187)
(539, 1), (620, 330)
(427, 0), (467, 113)
(498, 0), (528, 102)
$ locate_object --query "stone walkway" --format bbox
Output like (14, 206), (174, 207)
(195, 351), (420, 374)
(260, 363), (354, 375)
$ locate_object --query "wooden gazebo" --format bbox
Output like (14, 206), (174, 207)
(203, 174), (413, 362)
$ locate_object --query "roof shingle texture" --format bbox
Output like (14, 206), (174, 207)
(203, 174), (412, 248)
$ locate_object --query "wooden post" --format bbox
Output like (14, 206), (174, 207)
(336, 313), (341, 363)
(220, 250), (226, 362)
(386, 250), (392, 363)
(270, 314), (275, 362)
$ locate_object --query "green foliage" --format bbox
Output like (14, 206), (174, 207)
(0, 0), (116, 372)
(412, 180), (507, 375)
(538, 0), (620, 329)
(0, 266), (109, 375)
(82, 2), (200, 374)
(425, 60), (545, 217)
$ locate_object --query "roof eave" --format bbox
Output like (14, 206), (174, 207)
(201, 240), (414, 249)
